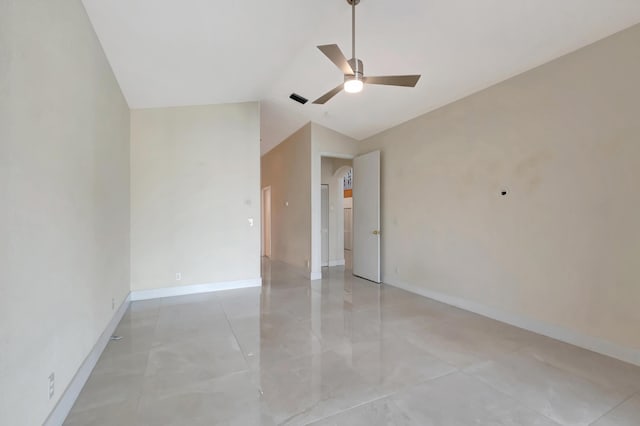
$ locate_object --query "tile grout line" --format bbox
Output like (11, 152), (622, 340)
(291, 391), (396, 426)
(216, 293), (282, 423)
(134, 302), (161, 417)
(462, 348), (640, 426)
(218, 296), (257, 381)
(513, 342), (640, 407)
(587, 390), (639, 425)
(297, 370), (460, 426)
(457, 370), (562, 425)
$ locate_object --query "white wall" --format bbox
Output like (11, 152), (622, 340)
(0, 1), (130, 424)
(130, 103), (261, 291)
(310, 124), (359, 279)
(360, 24), (640, 361)
(260, 123), (312, 271)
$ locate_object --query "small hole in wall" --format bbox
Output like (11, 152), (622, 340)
(500, 188), (509, 197)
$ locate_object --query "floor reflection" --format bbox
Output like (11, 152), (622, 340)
(64, 259), (640, 425)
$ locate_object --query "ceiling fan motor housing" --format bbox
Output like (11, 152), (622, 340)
(347, 58), (364, 81)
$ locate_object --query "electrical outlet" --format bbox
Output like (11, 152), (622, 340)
(48, 373), (55, 399)
(175, 272), (182, 281)
(395, 266), (399, 273)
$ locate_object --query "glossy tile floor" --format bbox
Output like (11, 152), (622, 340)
(64, 260), (640, 425)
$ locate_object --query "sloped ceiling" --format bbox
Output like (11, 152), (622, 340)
(82, 0), (640, 154)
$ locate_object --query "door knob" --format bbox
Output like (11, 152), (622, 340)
(372, 230), (380, 235)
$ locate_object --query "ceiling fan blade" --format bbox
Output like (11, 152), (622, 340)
(317, 44), (354, 75)
(313, 84), (344, 105)
(364, 75), (421, 87)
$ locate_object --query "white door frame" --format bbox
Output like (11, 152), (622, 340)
(261, 186), (271, 257)
(321, 184), (330, 267)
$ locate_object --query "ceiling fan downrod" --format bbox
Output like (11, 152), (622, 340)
(347, 0), (362, 78)
(348, 0), (359, 60)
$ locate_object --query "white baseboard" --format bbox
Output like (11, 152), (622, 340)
(43, 294), (131, 426)
(321, 260), (346, 268)
(130, 278), (262, 301)
(386, 279), (640, 367)
(310, 271), (323, 281)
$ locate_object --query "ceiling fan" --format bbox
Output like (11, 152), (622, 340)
(313, 0), (421, 104)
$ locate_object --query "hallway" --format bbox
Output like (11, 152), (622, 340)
(64, 261), (640, 425)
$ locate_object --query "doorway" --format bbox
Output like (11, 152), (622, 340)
(311, 151), (380, 281)
(319, 157), (353, 271)
(261, 186), (271, 258)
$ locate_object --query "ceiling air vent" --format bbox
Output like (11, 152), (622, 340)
(289, 93), (308, 105)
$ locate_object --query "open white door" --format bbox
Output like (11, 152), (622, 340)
(353, 150), (380, 283)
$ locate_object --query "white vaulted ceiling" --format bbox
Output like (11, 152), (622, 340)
(82, 0), (640, 153)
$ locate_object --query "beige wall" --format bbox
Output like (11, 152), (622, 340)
(130, 103), (261, 291)
(0, 1), (130, 425)
(360, 24), (640, 356)
(261, 124), (312, 270)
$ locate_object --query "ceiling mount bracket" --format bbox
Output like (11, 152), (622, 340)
(346, 0), (360, 5)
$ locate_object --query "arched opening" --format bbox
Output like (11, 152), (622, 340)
(319, 162), (353, 270)
(335, 166), (353, 270)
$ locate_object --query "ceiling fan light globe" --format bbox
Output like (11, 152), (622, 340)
(344, 79), (364, 94)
